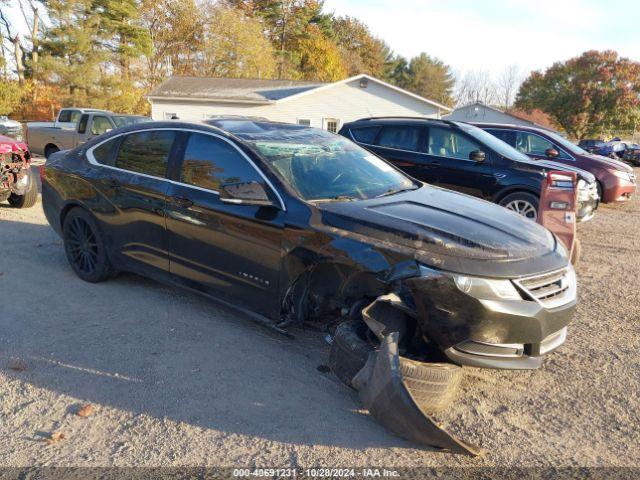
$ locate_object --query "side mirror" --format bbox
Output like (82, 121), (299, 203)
(219, 181), (276, 207)
(469, 150), (485, 162)
(545, 148), (559, 158)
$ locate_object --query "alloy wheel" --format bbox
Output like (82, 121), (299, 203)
(505, 200), (538, 220)
(65, 217), (99, 275)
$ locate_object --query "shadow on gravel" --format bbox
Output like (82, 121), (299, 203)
(0, 219), (435, 452)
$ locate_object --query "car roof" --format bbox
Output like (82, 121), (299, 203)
(469, 122), (558, 134)
(343, 117), (459, 128)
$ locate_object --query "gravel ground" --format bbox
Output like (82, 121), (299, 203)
(0, 165), (639, 470)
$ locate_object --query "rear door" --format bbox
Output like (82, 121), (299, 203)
(423, 125), (496, 199)
(88, 129), (176, 276)
(165, 131), (285, 318)
(366, 124), (436, 182)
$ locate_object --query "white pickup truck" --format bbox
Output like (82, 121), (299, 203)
(27, 110), (151, 158)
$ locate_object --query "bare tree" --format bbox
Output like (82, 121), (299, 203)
(0, 7), (25, 84)
(18, 0), (40, 75)
(454, 70), (497, 107)
(497, 65), (522, 110)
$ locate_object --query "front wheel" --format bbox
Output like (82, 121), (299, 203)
(8, 170), (38, 209)
(499, 192), (539, 221)
(63, 208), (112, 282)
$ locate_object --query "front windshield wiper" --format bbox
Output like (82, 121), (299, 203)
(375, 185), (419, 198)
(312, 195), (359, 203)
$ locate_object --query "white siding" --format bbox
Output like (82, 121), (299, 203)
(150, 78), (443, 127)
(445, 104), (535, 126)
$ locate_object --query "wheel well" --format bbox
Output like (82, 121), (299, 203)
(59, 203), (84, 231)
(494, 187), (539, 204)
(44, 144), (59, 156)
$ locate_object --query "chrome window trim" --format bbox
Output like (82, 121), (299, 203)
(487, 128), (576, 162)
(85, 127), (287, 211)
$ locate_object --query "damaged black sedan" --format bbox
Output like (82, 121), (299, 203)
(41, 119), (577, 455)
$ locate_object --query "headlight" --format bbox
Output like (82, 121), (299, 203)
(611, 170), (632, 182)
(452, 274), (522, 300)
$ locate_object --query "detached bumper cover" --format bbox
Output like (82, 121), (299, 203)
(352, 332), (483, 456)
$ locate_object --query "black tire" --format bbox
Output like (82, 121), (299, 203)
(499, 191), (539, 220)
(44, 145), (60, 159)
(8, 171), (38, 209)
(329, 320), (372, 387)
(399, 357), (462, 414)
(62, 208), (112, 283)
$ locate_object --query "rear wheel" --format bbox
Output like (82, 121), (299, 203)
(8, 170), (37, 209)
(63, 208), (112, 282)
(44, 145), (60, 159)
(499, 192), (539, 220)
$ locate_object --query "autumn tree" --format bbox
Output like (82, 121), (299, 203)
(331, 15), (390, 77)
(403, 53), (454, 106)
(0, 79), (22, 114)
(295, 23), (345, 81)
(515, 50), (640, 140)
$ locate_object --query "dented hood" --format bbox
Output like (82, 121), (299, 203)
(317, 185), (567, 278)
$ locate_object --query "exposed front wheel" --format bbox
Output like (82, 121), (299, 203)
(499, 192), (539, 220)
(8, 170), (38, 209)
(63, 208), (112, 282)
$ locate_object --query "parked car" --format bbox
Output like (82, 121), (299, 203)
(0, 115), (24, 141)
(0, 135), (37, 208)
(42, 119), (577, 454)
(339, 118), (599, 222)
(474, 123), (637, 203)
(27, 111), (151, 158)
(578, 138), (626, 158)
(622, 144), (640, 166)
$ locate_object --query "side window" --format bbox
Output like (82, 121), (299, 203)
(115, 130), (176, 177)
(485, 129), (513, 145)
(70, 110), (82, 124)
(428, 126), (482, 160)
(180, 133), (262, 191)
(515, 132), (553, 156)
(91, 116), (113, 136)
(58, 110), (72, 123)
(350, 126), (380, 144)
(92, 138), (119, 167)
(377, 126), (421, 151)
(77, 114), (89, 134)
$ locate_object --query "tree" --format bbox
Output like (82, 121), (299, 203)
(496, 64), (521, 110)
(404, 53), (454, 106)
(198, 5), (276, 79)
(0, 79), (22, 114)
(515, 50), (640, 140)
(295, 23), (345, 81)
(331, 16), (390, 77)
(454, 70), (497, 106)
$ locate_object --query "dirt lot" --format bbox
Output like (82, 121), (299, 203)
(1, 165), (639, 470)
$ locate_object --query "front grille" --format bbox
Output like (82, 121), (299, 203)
(514, 267), (576, 309)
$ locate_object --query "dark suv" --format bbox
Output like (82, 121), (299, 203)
(474, 123), (636, 203)
(339, 118), (599, 221)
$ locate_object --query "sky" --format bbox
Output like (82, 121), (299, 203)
(323, 0), (640, 78)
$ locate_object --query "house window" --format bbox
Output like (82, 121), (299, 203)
(323, 118), (339, 133)
(164, 112), (178, 120)
(297, 119), (311, 127)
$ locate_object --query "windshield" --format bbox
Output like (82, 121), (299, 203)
(456, 122), (531, 161)
(112, 116), (152, 128)
(544, 130), (589, 155)
(238, 127), (416, 201)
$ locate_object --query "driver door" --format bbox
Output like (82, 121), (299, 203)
(165, 131), (285, 318)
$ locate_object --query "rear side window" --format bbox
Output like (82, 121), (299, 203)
(377, 126), (421, 151)
(485, 129), (513, 144)
(115, 130), (176, 178)
(92, 139), (119, 167)
(180, 133), (262, 190)
(91, 116), (113, 136)
(428, 126), (482, 160)
(350, 126), (380, 144)
(58, 110), (79, 123)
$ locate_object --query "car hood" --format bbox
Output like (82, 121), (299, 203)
(315, 186), (567, 278)
(531, 159), (596, 183)
(586, 153), (633, 172)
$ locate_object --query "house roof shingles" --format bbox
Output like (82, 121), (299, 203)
(147, 76), (326, 103)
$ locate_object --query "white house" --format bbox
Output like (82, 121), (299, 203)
(444, 101), (557, 132)
(146, 74), (452, 132)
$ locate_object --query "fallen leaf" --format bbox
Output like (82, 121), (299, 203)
(76, 404), (95, 417)
(8, 359), (27, 371)
(46, 431), (65, 444)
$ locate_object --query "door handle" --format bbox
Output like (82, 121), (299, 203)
(429, 161), (440, 167)
(170, 196), (194, 208)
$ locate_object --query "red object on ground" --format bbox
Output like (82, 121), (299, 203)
(538, 171), (579, 263)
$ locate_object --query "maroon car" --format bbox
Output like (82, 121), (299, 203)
(474, 123), (636, 203)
